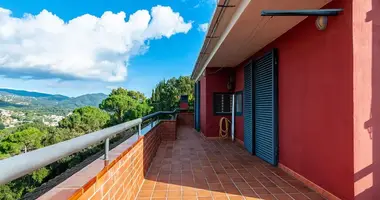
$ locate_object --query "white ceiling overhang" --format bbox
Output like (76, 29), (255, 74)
(192, 0), (332, 81)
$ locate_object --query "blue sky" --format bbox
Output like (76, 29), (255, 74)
(0, 0), (215, 97)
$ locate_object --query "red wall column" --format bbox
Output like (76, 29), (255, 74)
(353, 0), (380, 199)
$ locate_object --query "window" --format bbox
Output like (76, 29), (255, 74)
(213, 93), (232, 115)
(235, 91), (243, 116)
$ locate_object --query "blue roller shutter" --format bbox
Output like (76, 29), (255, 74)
(194, 82), (198, 129)
(254, 49), (278, 166)
(195, 81), (201, 131)
(244, 62), (254, 154)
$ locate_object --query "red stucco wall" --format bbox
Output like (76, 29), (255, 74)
(199, 68), (233, 138)
(228, 1), (353, 199)
(353, 0), (380, 199)
(200, 0), (358, 199)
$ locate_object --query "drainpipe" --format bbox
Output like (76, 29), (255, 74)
(231, 94), (235, 142)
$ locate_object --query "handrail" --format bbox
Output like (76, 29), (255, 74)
(0, 108), (182, 185)
(141, 108), (182, 121)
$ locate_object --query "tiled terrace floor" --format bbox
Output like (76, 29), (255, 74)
(136, 127), (325, 200)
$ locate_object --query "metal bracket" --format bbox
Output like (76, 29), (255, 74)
(217, 5), (235, 8)
(261, 9), (343, 17)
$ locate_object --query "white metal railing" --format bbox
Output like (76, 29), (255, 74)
(0, 109), (181, 185)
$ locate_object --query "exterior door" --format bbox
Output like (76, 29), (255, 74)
(254, 49), (279, 166)
(244, 62), (254, 154)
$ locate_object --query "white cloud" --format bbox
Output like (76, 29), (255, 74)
(198, 23), (209, 33)
(106, 85), (119, 90)
(0, 6), (192, 82)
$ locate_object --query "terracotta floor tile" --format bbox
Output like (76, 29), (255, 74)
(182, 197), (197, 200)
(235, 182), (251, 189)
(289, 193), (310, 200)
(222, 182), (236, 188)
(245, 197), (261, 200)
(212, 191), (227, 197)
(266, 187), (285, 194)
(228, 195), (245, 200)
(247, 181), (263, 188)
(140, 184), (155, 190)
(198, 197), (213, 200)
(213, 195), (229, 200)
(134, 127), (326, 200)
(197, 189), (212, 197)
(168, 184), (182, 191)
(259, 181), (277, 187)
(296, 186), (314, 193)
(280, 186), (299, 193)
(182, 190), (197, 197)
(274, 194), (294, 200)
(240, 189), (256, 196)
(258, 194), (277, 200)
(209, 183), (224, 191)
(152, 191), (167, 198)
(154, 184), (168, 190)
(304, 192), (325, 200)
(137, 190), (153, 198)
(253, 188), (270, 195)
(167, 190), (182, 198)
(224, 186), (240, 194)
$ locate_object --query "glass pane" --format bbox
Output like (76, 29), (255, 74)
(236, 93), (242, 113)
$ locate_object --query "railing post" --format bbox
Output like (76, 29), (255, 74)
(104, 137), (110, 167)
(151, 118), (154, 128)
(138, 123), (141, 137)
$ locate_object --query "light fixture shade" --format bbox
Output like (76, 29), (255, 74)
(316, 16), (328, 31)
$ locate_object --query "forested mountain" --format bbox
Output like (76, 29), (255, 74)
(0, 76), (195, 200)
(0, 88), (107, 114)
(0, 88), (69, 99)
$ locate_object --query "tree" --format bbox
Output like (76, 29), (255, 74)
(100, 88), (151, 124)
(5, 127), (44, 153)
(59, 106), (110, 133)
(0, 121), (5, 130)
(42, 127), (82, 146)
(151, 76), (194, 112)
(0, 184), (16, 200)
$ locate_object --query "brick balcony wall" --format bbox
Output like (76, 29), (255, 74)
(177, 112), (194, 127)
(69, 125), (161, 200)
(38, 119), (180, 200)
(158, 120), (177, 141)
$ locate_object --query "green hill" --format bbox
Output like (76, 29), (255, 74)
(0, 88), (107, 114)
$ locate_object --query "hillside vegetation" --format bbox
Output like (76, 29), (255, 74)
(0, 88), (107, 115)
(0, 76), (194, 200)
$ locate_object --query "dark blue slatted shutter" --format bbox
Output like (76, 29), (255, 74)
(197, 81), (201, 131)
(195, 81), (201, 131)
(244, 62), (254, 154)
(194, 82), (198, 129)
(254, 49), (278, 165)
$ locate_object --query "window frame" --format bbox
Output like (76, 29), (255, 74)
(213, 92), (233, 115)
(235, 91), (243, 116)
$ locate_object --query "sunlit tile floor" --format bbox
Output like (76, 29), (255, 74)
(136, 127), (325, 200)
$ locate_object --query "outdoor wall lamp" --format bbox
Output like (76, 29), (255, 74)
(261, 9), (343, 31)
